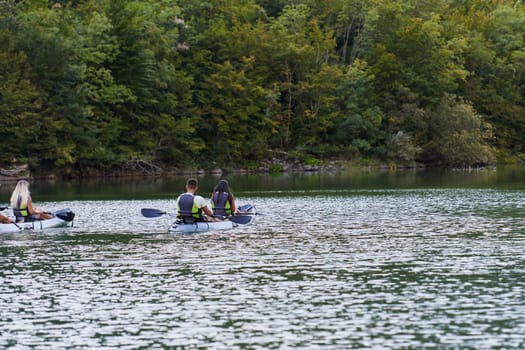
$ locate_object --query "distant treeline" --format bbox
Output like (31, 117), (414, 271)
(1, 0), (524, 173)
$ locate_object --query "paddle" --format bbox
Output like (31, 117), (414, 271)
(0, 205), (8, 211)
(141, 208), (168, 218)
(141, 207), (255, 225)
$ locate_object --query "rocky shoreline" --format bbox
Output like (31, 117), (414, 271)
(1, 157), (424, 182)
(0, 164), (31, 182)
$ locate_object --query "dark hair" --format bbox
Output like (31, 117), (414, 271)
(213, 179), (231, 193)
(186, 178), (198, 189)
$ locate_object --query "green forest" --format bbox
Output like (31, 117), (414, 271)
(1, 0), (524, 175)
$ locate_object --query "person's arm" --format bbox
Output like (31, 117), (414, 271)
(27, 197), (52, 219)
(26, 198), (40, 215)
(202, 205), (214, 217)
(195, 196), (218, 221)
(202, 205), (220, 221)
(229, 193), (238, 214)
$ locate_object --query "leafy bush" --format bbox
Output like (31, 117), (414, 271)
(269, 163), (283, 173)
(424, 95), (496, 167)
(303, 157), (320, 166)
(387, 131), (421, 163)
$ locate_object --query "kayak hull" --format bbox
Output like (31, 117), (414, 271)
(169, 220), (237, 234)
(0, 208), (75, 234)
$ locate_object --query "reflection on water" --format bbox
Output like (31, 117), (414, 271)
(1, 171), (525, 348)
(1, 166), (525, 202)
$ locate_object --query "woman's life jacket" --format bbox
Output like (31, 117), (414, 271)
(13, 195), (30, 222)
(211, 191), (231, 216)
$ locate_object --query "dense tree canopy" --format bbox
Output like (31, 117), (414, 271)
(1, 0), (524, 174)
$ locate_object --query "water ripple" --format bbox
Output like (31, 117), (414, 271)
(1, 189), (525, 348)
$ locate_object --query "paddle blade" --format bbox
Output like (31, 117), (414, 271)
(229, 203), (257, 224)
(238, 204), (253, 213)
(0, 205), (7, 211)
(230, 214), (254, 225)
(141, 208), (167, 218)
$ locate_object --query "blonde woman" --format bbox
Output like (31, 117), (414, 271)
(10, 180), (52, 222)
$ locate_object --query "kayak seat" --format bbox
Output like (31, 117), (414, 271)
(15, 215), (42, 223)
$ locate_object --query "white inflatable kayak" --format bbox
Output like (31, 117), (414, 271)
(167, 204), (256, 234)
(141, 204), (257, 234)
(0, 208), (75, 234)
(168, 219), (237, 234)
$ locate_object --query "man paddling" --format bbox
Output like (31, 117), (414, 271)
(176, 178), (218, 223)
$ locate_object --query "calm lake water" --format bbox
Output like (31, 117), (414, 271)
(1, 167), (525, 349)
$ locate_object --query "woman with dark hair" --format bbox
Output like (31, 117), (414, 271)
(210, 179), (239, 216)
